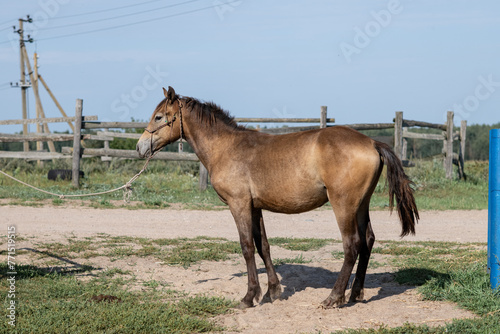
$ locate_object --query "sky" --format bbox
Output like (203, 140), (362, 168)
(0, 0), (499, 134)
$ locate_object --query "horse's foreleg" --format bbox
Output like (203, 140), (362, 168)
(252, 208), (282, 303)
(230, 203), (262, 309)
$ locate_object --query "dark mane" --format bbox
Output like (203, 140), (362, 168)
(183, 97), (246, 131)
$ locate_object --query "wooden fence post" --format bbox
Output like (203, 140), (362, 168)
(402, 139), (408, 160)
(199, 163), (208, 191)
(320, 106), (327, 129)
(444, 111), (454, 179)
(460, 120), (467, 161)
(394, 111), (403, 160)
(72, 99), (83, 188)
(458, 120), (467, 179)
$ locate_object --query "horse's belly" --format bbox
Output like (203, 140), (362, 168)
(252, 183), (328, 214)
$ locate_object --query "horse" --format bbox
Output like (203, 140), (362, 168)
(136, 86), (419, 309)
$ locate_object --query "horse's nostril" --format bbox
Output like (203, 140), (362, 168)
(136, 140), (151, 158)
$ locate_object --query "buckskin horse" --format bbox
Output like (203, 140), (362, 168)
(136, 87), (419, 309)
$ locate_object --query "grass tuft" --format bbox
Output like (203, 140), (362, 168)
(273, 254), (312, 266)
(419, 261), (500, 316)
(269, 237), (332, 251)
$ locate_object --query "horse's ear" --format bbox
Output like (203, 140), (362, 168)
(163, 87), (168, 98)
(166, 86), (176, 101)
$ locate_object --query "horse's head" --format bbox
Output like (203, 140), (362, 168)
(136, 86), (183, 158)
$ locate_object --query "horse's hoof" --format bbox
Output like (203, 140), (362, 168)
(320, 295), (345, 309)
(237, 300), (253, 309)
(261, 291), (281, 304)
(348, 289), (364, 303)
(262, 284), (282, 304)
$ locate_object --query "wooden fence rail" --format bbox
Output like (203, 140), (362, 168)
(76, 106), (335, 189)
(61, 147), (199, 161)
(0, 115), (97, 126)
(0, 100), (467, 191)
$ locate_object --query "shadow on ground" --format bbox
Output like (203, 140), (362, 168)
(0, 247), (100, 279)
(231, 263), (448, 306)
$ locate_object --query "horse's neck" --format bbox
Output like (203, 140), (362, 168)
(183, 114), (242, 171)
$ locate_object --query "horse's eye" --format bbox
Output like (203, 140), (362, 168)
(155, 115), (162, 122)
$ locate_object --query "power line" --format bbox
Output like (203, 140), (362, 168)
(37, 0), (206, 31)
(0, 15), (32, 45)
(35, 0), (242, 42)
(0, 25), (14, 32)
(0, 19), (15, 27)
(50, 0), (166, 20)
(0, 14), (30, 29)
(0, 0), (239, 45)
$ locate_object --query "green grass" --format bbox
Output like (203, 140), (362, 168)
(372, 240), (487, 284)
(0, 158), (489, 210)
(0, 264), (235, 333)
(331, 250), (345, 259)
(36, 236), (242, 267)
(339, 239), (500, 334)
(335, 315), (500, 333)
(371, 159), (488, 210)
(273, 254), (312, 266)
(0, 235), (243, 332)
(2, 235), (499, 333)
(158, 238), (241, 267)
(0, 158), (222, 210)
(269, 237), (333, 251)
(418, 262), (500, 316)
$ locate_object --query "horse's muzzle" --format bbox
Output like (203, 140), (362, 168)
(136, 139), (151, 159)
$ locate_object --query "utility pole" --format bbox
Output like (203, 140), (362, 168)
(23, 47), (56, 153)
(12, 15), (71, 156)
(15, 16), (33, 152)
(34, 53), (43, 152)
(18, 18), (28, 151)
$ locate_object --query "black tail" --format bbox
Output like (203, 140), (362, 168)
(374, 141), (419, 237)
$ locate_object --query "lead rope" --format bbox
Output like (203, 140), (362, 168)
(0, 150), (159, 203)
(1, 98), (184, 203)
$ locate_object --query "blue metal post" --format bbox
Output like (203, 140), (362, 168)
(489, 129), (500, 290)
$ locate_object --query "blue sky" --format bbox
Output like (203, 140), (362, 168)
(1, 0), (499, 134)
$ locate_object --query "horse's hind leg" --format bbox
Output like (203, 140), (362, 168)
(349, 205), (375, 303)
(321, 202), (361, 308)
(252, 208), (282, 303)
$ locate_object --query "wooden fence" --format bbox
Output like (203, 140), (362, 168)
(341, 111), (466, 179)
(0, 100), (466, 190)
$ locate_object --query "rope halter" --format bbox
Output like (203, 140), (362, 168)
(144, 98), (185, 156)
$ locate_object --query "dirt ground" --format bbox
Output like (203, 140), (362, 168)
(3, 204), (488, 333)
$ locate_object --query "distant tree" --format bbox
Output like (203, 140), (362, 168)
(361, 122), (499, 161)
(465, 123), (499, 160)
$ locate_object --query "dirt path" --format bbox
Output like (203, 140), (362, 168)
(3, 206), (487, 333)
(5, 205), (487, 243)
